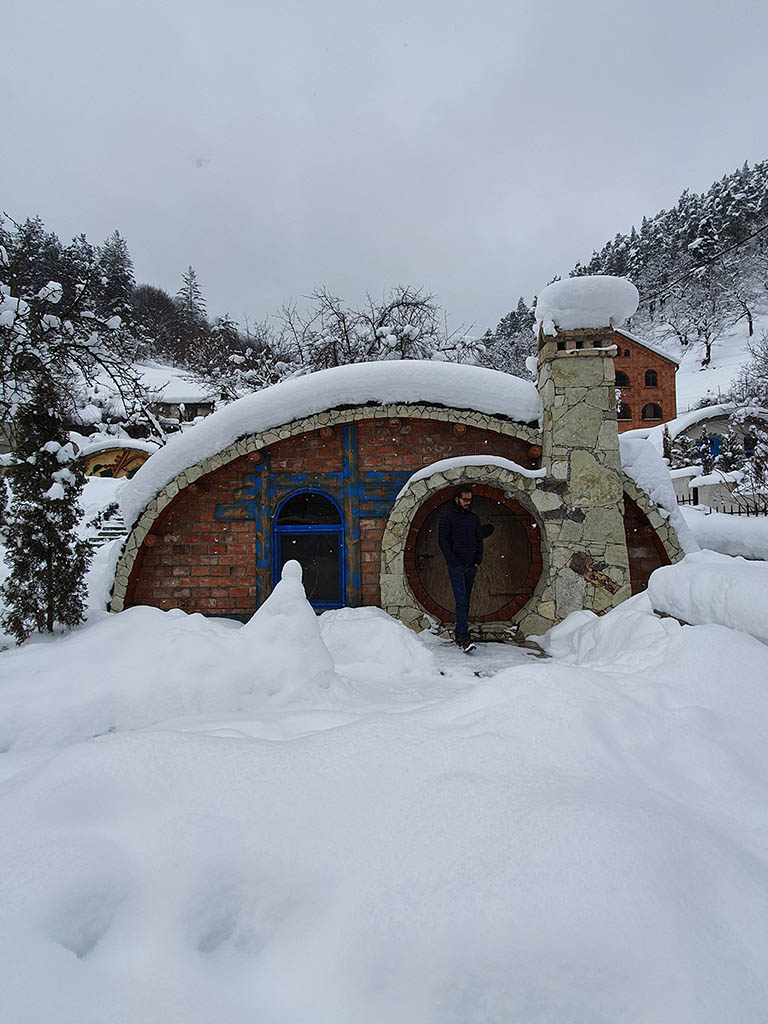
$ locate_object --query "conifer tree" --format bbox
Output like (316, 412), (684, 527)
(695, 432), (715, 475)
(174, 266), (209, 362)
(713, 428), (745, 473)
(0, 474), (7, 533)
(1, 381), (91, 642)
(480, 296), (536, 377)
(96, 230), (135, 325)
(670, 432), (702, 469)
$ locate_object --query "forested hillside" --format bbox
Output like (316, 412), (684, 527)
(487, 160), (768, 376)
(572, 160), (768, 359)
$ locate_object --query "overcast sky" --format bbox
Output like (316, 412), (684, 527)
(3, 0), (767, 334)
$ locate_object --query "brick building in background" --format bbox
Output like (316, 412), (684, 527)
(613, 329), (679, 431)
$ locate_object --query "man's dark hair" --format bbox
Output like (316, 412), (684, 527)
(453, 485), (472, 500)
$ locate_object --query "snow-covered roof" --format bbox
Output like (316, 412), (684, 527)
(623, 403), (737, 449)
(669, 465), (703, 479)
(535, 276), (639, 334)
(396, 456), (547, 499)
(79, 437), (162, 458)
(614, 328), (681, 366)
(120, 361), (541, 527)
(689, 469), (743, 489)
(136, 362), (213, 405)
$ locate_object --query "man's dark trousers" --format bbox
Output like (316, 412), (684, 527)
(447, 564), (477, 640)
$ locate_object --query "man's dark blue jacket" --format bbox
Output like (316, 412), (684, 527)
(438, 504), (483, 568)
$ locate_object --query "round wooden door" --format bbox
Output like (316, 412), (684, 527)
(410, 494), (540, 621)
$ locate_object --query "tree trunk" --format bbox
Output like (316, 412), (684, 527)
(46, 548), (54, 633)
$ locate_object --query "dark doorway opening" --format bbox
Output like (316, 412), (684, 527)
(273, 491), (345, 608)
(405, 487), (542, 623)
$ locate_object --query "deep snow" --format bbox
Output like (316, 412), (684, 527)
(1, 560), (767, 1023)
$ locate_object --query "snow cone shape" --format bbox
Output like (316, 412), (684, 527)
(238, 560), (338, 701)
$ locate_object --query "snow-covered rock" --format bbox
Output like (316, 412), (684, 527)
(397, 455), (546, 498)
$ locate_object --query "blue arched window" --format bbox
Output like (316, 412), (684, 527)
(273, 491), (345, 609)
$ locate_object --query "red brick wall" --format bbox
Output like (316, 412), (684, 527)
(614, 334), (677, 432)
(128, 455), (260, 616)
(356, 418), (533, 469)
(125, 416), (536, 617)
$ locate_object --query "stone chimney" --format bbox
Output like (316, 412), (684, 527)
(533, 278), (635, 622)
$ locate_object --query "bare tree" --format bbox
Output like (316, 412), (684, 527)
(276, 286), (447, 372)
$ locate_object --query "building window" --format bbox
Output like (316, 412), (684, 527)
(617, 402), (632, 421)
(623, 349), (630, 357)
(644, 369), (658, 387)
(641, 403), (663, 421)
(273, 491), (345, 609)
(615, 371), (630, 388)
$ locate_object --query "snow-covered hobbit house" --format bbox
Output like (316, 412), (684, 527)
(109, 277), (687, 638)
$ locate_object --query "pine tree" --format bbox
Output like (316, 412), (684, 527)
(0, 474), (7, 533)
(480, 296), (536, 377)
(1, 381), (91, 642)
(174, 266), (209, 362)
(0, 216), (147, 430)
(694, 432), (715, 475)
(96, 230), (135, 325)
(670, 432), (702, 469)
(713, 428), (745, 473)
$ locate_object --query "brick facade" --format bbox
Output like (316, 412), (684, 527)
(124, 416), (537, 619)
(613, 331), (677, 432)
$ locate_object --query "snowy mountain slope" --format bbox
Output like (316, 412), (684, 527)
(642, 308), (767, 414)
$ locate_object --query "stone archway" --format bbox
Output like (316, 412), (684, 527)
(379, 462), (548, 637)
(404, 485), (542, 625)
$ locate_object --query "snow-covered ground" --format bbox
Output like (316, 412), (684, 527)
(681, 504), (768, 560)
(663, 309), (767, 414)
(1, 558), (767, 1023)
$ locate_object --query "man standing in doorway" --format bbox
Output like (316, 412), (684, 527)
(438, 485), (483, 649)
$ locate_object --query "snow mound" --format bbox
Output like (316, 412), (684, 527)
(535, 275), (639, 332)
(620, 435), (699, 553)
(541, 595), (682, 670)
(681, 506), (768, 560)
(119, 361), (541, 528)
(319, 606), (434, 682)
(648, 550), (768, 645)
(0, 565), (342, 751)
(238, 559), (338, 700)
